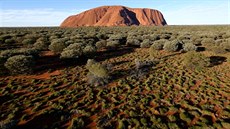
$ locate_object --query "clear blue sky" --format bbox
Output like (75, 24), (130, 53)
(0, 0), (229, 26)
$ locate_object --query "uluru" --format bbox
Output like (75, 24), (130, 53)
(60, 5), (167, 27)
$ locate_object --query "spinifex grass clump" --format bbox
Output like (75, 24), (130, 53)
(86, 59), (110, 86)
(183, 51), (210, 71)
(4, 55), (35, 75)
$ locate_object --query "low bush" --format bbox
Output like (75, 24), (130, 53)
(183, 51), (210, 70)
(96, 40), (107, 49)
(4, 55), (35, 75)
(0, 48), (39, 60)
(126, 38), (141, 46)
(106, 41), (120, 49)
(33, 41), (49, 50)
(107, 34), (126, 45)
(5, 39), (15, 44)
(48, 39), (69, 54)
(86, 59), (110, 86)
(22, 38), (36, 46)
(151, 39), (167, 50)
(163, 40), (182, 52)
(131, 58), (157, 78)
(60, 43), (83, 59)
(83, 45), (97, 55)
(0, 34), (12, 43)
(140, 39), (151, 48)
(183, 43), (197, 52)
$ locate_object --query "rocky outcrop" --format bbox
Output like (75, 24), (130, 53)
(60, 6), (167, 27)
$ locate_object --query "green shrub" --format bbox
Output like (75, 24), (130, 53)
(60, 43), (83, 59)
(5, 39), (15, 44)
(0, 48), (39, 60)
(140, 39), (151, 48)
(163, 40), (182, 52)
(33, 41), (48, 50)
(22, 38), (36, 45)
(126, 38), (141, 46)
(4, 55), (35, 75)
(131, 58), (156, 78)
(191, 37), (202, 46)
(106, 41), (120, 49)
(83, 45), (97, 55)
(151, 39), (167, 50)
(0, 34), (12, 43)
(96, 40), (107, 49)
(86, 59), (110, 86)
(183, 51), (210, 70)
(48, 39), (68, 54)
(108, 34), (126, 44)
(33, 37), (50, 50)
(160, 34), (171, 40)
(86, 59), (108, 78)
(183, 43), (197, 52)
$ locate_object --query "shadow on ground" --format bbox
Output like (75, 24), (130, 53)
(209, 56), (227, 66)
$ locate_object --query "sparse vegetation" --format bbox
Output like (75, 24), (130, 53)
(0, 26), (229, 129)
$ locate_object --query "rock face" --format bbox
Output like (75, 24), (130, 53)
(60, 6), (167, 27)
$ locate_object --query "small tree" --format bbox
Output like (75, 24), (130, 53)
(4, 55), (35, 75)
